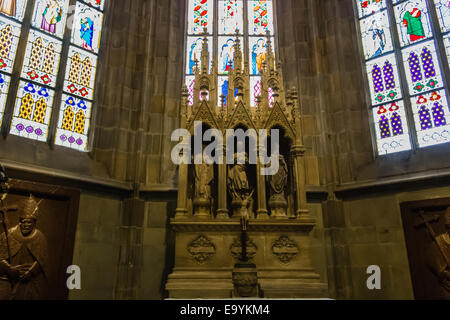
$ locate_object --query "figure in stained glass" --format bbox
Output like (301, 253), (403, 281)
(221, 39), (234, 73)
(251, 39), (266, 74)
(402, 3), (426, 42)
(80, 17), (94, 51)
(0, 0), (16, 16)
(368, 18), (386, 58)
(189, 38), (202, 74)
(41, 0), (62, 34)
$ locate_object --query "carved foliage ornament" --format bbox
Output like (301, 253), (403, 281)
(187, 235), (216, 264)
(272, 236), (299, 264)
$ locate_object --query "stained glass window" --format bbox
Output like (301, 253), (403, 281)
(185, 0), (276, 108)
(356, 0), (450, 154)
(0, 0), (106, 151)
(55, 1), (105, 151)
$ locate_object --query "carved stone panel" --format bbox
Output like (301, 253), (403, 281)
(272, 236), (299, 264)
(187, 235), (216, 264)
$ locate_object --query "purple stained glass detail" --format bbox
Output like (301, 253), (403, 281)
(379, 115), (391, 138)
(419, 105), (432, 130)
(372, 64), (384, 93)
(68, 136), (75, 144)
(35, 128), (43, 136)
(421, 47), (436, 79)
(390, 112), (404, 136)
(16, 124), (24, 131)
(76, 138), (83, 145)
(408, 52), (422, 82)
(26, 126), (33, 133)
(432, 102), (446, 127)
(189, 79), (195, 106)
(60, 135), (67, 141)
(383, 61), (395, 90)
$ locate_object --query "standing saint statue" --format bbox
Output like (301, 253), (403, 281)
(0, 195), (48, 300)
(267, 155), (288, 201)
(0, 0), (16, 17)
(194, 156), (214, 201)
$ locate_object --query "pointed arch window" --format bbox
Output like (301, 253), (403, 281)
(0, 0), (107, 152)
(184, 0), (276, 107)
(355, 0), (450, 155)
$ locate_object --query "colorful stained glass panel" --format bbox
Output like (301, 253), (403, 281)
(248, 0), (274, 35)
(21, 30), (62, 87)
(394, 0), (433, 47)
(71, 1), (104, 53)
(0, 16), (21, 74)
(188, 0), (214, 35)
(81, 0), (105, 11)
(249, 36), (274, 75)
(444, 33), (450, 65)
(32, 0), (70, 38)
(55, 94), (92, 151)
(359, 10), (394, 60)
(218, 36), (243, 74)
(366, 54), (403, 106)
(401, 40), (443, 95)
(0, 0), (28, 21)
(250, 76), (262, 107)
(219, 0), (243, 35)
(372, 101), (412, 155)
(64, 45), (97, 100)
(356, 0), (387, 19)
(186, 36), (213, 75)
(412, 89), (450, 147)
(185, 76), (195, 106)
(0, 73), (10, 126)
(434, 0), (450, 33)
(10, 81), (55, 141)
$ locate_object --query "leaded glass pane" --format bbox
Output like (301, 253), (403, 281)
(0, 72), (10, 126)
(249, 36), (274, 75)
(443, 33), (450, 65)
(185, 76), (195, 106)
(401, 40), (443, 95)
(412, 89), (450, 147)
(359, 10), (394, 60)
(218, 36), (243, 74)
(64, 45), (98, 100)
(365, 54), (403, 106)
(0, 0), (28, 21)
(71, 1), (104, 53)
(32, 0), (70, 38)
(372, 101), (412, 154)
(55, 93), (92, 151)
(21, 29), (62, 87)
(10, 81), (55, 141)
(250, 76), (261, 107)
(434, 0), (450, 33)
(186, 36), (212, 75)
(188, 0), (214, 35)
(81, 0), (105, 11)
(394, 0), (433, 47)
(248, 0), (274, 35)
(356, 0), (387, 19)
(0, 16), (21, 74)
(219, 0), (243, 35)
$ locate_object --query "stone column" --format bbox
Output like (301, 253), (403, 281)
(175, 87), (190, 219)
(290, 87), (312, 220)
(216, 144), (229, 219)
(256, 145), (269, 219)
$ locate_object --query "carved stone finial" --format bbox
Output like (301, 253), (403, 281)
(201, 34), (210, 74)
(234, 31), (242, 73)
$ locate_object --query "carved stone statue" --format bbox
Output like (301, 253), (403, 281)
(228, 154), (254, 219)
(0, 195), (49, 300)
(424, 209), (450, 299)
(267, 155), (288, 218)
(193, 154), (214, 217)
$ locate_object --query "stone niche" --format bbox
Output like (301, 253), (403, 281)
(165, 33), (327, 299)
